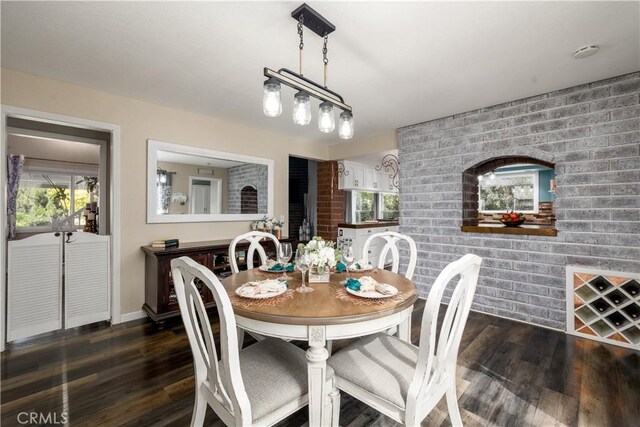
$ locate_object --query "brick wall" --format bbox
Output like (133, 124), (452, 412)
(398, 72), (640, 330)
(317, 161), (345, 241)
(227, 164), (268, 214)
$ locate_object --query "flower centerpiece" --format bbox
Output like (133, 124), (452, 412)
(298, 236), (341, 283)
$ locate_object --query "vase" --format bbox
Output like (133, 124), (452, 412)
(308, 265), (330, 283)
(273, 229), (282, 239)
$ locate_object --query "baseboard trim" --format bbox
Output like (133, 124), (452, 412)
(120, 310), (147, 323)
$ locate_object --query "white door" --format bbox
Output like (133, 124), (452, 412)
(7, 233), (63, 341)
(64, 232), (111, 328)
(191, 184), (210, 214)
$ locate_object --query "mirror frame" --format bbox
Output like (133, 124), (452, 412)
(147, 139), (274, 223)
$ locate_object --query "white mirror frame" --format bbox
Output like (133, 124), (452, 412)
(147, 139), (274, 223)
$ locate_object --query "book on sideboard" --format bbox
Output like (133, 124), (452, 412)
(152, 239), (179, 249)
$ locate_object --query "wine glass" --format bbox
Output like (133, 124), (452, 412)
(342, 245), (355, 280)
(295, 247), (313, 293)
(277, 242), (293, 281)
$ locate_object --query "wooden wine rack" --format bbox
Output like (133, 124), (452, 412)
(567, 266), (640, 350)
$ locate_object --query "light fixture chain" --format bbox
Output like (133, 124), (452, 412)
(298, 14), (304, 76)
(323, 35), (329, 87)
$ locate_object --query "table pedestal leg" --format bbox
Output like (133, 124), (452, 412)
(307, 326), (329, 427)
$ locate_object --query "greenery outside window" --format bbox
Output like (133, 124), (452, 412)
(351, 191), (399, 222)
(479, 170), (538, 213)
(17, 170), (96, 231)
(379, 193), (399, 220)
(353, 191), (375, 222)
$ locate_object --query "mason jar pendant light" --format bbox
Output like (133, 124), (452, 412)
(338, 110), (354, 139)
(293, 90), (311, 125)
(262, 4), (353, 139)
(262, 78), (282, 117)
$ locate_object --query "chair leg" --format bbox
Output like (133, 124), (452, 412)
(236, 327), (245, 351)
(445, 382), (463, 427)
(191, 387), (207, 427)
(324, 378), (340, 427)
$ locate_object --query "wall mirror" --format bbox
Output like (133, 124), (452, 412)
(147, 140), (274, 223)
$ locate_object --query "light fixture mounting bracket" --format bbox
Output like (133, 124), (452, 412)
(291, 3), (335, 37)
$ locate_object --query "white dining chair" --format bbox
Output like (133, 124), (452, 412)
(171, 256), (339, 426)
(362, 231), (418, 280)
(328, 253), (482, 426)
(228, 231), (279, 274)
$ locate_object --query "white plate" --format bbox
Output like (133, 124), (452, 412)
(235, 285), (287, 299)
(346, 286), (396, 299)
(258, 264), (291, 273)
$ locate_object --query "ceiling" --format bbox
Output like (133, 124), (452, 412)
(2, 1), (638, 145)
(157, 150), (245, 169)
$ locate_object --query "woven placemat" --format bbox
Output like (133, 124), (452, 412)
(228, 289), (295, 308)
(334, 286), (404, 306)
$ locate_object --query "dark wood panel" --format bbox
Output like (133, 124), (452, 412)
(2, 300), (639, 426)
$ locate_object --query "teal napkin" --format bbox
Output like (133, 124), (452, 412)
(268, 263), (295, 272)
(336, 262), (347, 273)
(344, 278), (361, 291)
(268, 263), (284, 271)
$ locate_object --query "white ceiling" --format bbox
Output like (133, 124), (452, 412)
(1, 1), (638, 145)
(157, 150), (245, 169)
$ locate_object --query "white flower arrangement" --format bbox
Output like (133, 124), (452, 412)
(272, 218), (285, 230)
(250, 215), (285, 231)
(251, 215), (273, 231)
(297, 236), (341, 273)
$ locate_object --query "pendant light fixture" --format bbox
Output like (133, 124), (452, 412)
(262, 3), (353, 139)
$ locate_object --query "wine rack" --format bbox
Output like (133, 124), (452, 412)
(567, 266), (640, 350)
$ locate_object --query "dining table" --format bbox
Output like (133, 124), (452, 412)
(221, 268), (418, 427)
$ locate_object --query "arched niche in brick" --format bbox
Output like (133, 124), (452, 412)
(462, 156), (555, 226)
(240, 185), (258, 214)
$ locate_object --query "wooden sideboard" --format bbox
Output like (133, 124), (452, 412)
(141, 237), (296, 325)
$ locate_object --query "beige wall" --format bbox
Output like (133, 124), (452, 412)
(327, 129), (397, 160)
(157, 161), (229, 214)
(1, 68), (329, 315)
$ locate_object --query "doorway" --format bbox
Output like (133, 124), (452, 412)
(189, 176), (222, 214)
(1, 106), (121, 351)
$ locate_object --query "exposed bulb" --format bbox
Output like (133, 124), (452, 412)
(318, 101), (335, 133)
(338, 111), (354, 139)
(263, 78), (282, 117)
(292, 91), (311, 126)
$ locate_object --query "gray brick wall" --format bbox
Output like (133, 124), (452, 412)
(397, 72), (640, 330)
(227, 164), (268, 214)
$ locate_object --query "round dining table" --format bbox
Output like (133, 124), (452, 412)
(221, 268), (418, 427)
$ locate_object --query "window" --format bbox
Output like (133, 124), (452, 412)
(479, 170), (538, 213)
(16, 170), (97, 231)
(353, 191), (375, 222)
(379, 193), (399, 220)
(350, 191), (399, 222)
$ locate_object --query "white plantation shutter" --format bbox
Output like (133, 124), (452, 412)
(64, 232), (111, 328)
(7, 233), (63, 341)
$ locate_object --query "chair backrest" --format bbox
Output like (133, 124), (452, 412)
(229, 231), (280, 273)
(171, 256), (252, 425)
(362, 231), (418, 280)
(406, 254), (482, 421)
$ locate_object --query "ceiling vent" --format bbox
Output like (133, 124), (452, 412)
(573, 45), (599, 59)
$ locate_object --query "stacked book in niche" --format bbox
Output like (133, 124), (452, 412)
(152, 239), (179, 249)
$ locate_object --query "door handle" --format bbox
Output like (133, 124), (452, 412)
(66, 232), (73, 243)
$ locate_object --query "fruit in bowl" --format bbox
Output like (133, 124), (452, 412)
(500, 211), (526, 227)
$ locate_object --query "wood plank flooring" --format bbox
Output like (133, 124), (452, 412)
(2, 300), (639, 426)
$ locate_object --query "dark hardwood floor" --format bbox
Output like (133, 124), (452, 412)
(2, 300), (639, 426)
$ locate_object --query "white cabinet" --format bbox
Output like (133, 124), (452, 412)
(337, 225), (399, 264)
(339, 162), (365, 190)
